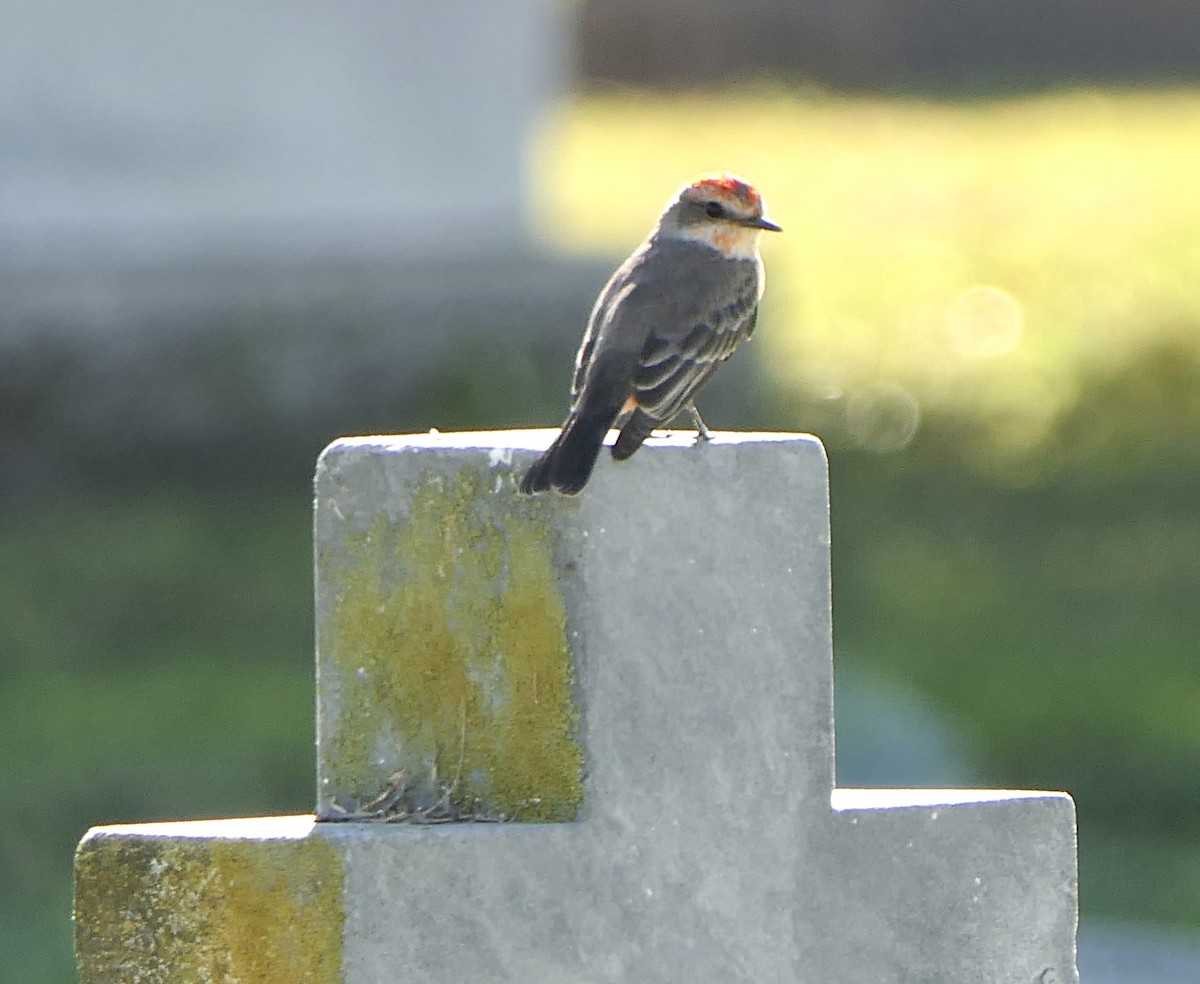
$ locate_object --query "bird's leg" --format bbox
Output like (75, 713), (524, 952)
(686, 402), (712, 443)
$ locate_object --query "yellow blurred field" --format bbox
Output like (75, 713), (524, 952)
(534, 89), (1200, 474)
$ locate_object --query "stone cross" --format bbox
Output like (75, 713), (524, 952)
(75, 431), (1079, 984)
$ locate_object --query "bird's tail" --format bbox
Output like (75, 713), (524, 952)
(611, 408), (658, 461)
(520, 409), (615, 495)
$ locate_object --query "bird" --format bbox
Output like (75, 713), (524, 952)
(519, 172), (781, 496)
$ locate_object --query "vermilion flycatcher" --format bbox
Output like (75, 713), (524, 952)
(520, 173), (780, 495)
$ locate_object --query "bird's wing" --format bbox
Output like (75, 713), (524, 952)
(571, 252), (646, 402)
(630, 268), (760, 422)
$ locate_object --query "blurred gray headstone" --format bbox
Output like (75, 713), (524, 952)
(1, 0), (565, 267)
(1078, 921), (1200, 984)
(0, 0), (606, 478)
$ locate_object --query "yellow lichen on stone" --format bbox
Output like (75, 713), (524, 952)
(74, 832), (344, 984)
(323, 466), (583, 822)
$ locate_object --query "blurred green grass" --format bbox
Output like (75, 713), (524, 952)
(0, 490), (315, 982)
(534, 87), (1200, 476)
(5, 88), (1200, 982)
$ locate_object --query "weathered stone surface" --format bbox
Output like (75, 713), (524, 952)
(315, 434), (591, 824)
(74, 817), (342, 984)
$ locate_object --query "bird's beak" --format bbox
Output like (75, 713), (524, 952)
(745, 216), (782, 232)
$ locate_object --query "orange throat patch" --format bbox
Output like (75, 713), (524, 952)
(681, 223), (762, 259)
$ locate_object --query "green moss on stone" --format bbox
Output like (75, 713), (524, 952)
(74, 832), (343, 984)
(323, 467), (582, 822)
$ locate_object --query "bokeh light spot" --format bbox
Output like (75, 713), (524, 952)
(946, 285), (1024, 358)
(846, 383), (921, 452)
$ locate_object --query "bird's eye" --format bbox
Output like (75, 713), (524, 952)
(704, 201), (724, 218)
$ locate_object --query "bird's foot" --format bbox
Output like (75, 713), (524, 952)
(687, 403), (713, 443)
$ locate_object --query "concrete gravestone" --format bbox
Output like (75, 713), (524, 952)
(74, 432), (1080, 983)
